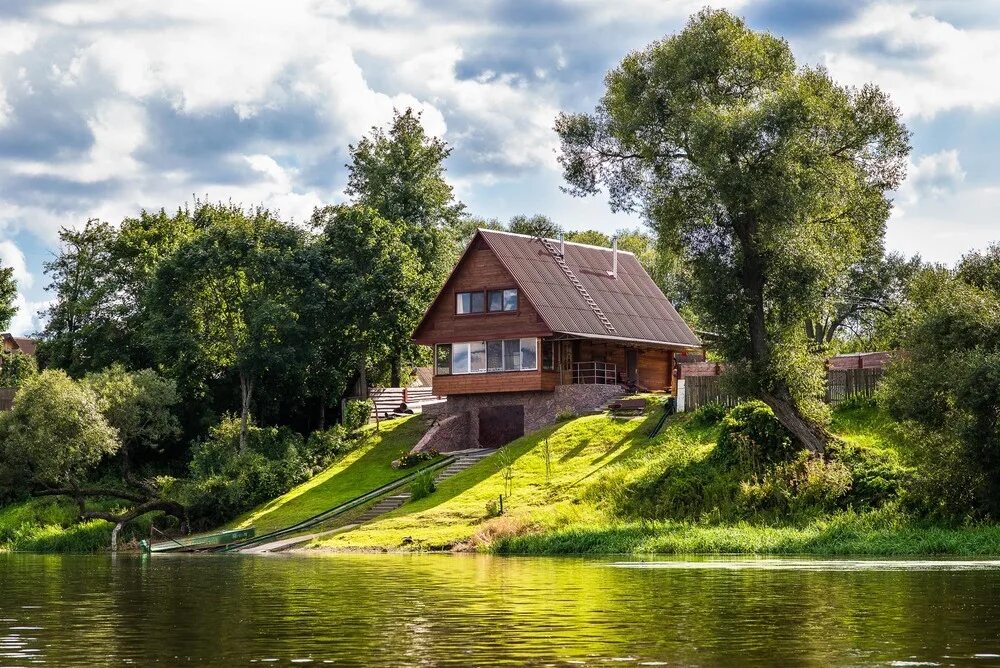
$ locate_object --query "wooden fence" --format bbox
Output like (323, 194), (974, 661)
(677, 353), (891, 412)
(826, 368), (884, 405)
(679, 376), (740, 412)
(347, 386), (443, 421)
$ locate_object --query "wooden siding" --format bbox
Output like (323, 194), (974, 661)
(574, 340), (671, 391)
(413, 236), (552, 345)
(433, 368), (555, 395)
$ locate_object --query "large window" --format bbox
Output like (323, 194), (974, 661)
(503, 339), (520, 371)
(520, 338), (537, 370)
(486, 340), (504, 372)
(469, 341), (487, 373)
(438, 338), (539, 374)
(436, 344), (452, 375)
(452, 343), (470, 374)
(456, 291), (485, 314)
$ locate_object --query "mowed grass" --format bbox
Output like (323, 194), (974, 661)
(312, 410), (663, 551)
(231, 415), (432, 533)
(309, 402), (1000, 557)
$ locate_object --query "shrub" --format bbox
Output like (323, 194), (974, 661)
(409, 470), (436, 502)
(343, 399), (373, 433)
(302, 425), (353, 471)
(0, 350), (37, 388)
(393, 449), (437, 469)
(556, 408), (578, 422)
(183, 416), (309, 526)
(715, 400), (795, 472)
(689, 402), (728, 427)
(485, 498), (503, 518)
(828, 440), (912, 509)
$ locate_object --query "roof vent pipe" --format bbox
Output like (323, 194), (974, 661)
(560, 233), (565, 257)
(611, 236), (618, 278)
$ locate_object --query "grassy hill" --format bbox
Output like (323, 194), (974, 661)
(229, 415), (433, 533)
(305, 402), (1000, 556)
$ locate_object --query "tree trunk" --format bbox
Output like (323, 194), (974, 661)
(390, 355), (401, 388)
(239, 372), (253, 454)
(318, 392), (327, 431)
(741, 226), (828, 455)
(111, 521), (124, 553)
(358, 359), (369, 400)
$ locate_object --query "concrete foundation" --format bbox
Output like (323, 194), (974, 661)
(417, 384), (625, 452)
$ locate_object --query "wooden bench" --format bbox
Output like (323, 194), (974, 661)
(607, 398), (646, 416)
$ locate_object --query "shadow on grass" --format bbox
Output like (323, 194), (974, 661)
(236, 416), (433, 531)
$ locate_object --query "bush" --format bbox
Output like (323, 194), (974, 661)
(689, 402), (728, 427)
(409, 470), (436, 502)
(343, 399), (373, 433)
(182, 416), (309, 526)
(715, 400), (796, 472)
(394, 449), (437, 469)
(302, 425), (354, 471)
(829, 440), (912, 509)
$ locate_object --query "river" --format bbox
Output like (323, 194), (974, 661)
(2, 553), (1000, 666)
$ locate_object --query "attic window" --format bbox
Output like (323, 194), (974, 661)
(488, 288), (518, 312)
(456, 291), (485, 314)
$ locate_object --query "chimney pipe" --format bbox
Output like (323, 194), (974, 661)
(611, 236), (618, 278)
(560, 233), (565, 257)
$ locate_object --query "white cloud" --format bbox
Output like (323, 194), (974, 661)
(898, 149), (966, 204)
(0, 240), (33, 289)
(888, 183), (1000, 263)
(8, 293), (50, 337)
(822, 4), (1000, 118)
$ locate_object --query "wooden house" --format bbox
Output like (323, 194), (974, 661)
(411, 229), (701, 450)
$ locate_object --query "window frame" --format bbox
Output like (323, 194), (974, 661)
(451, 342), (471, 374)
(435, 344), (452, 376)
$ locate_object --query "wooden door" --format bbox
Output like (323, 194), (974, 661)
(478, 405), (525, 448)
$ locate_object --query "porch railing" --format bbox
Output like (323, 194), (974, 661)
(571, 361), (618, 385)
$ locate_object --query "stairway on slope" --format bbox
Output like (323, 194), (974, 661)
(246, 448), (498, 552)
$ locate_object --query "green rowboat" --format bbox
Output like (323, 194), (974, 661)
(141, 527), (256, 554)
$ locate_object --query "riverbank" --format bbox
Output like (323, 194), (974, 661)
(298, 403), (1000, 557)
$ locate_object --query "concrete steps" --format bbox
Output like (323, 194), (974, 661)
(244, 448), (498, 553)
(353, 448), (496, 525)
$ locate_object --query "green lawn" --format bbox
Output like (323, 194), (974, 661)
(309, 402), (1000, 556)
(230, 415), (432, 533)
(312, 410), (662, 551)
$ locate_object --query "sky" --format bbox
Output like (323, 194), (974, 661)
(0, 0), (997, 335)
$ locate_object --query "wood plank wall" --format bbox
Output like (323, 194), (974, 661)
(413, 237), (552, 345)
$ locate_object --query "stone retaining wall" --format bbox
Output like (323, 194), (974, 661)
(417, 384), (624, 452)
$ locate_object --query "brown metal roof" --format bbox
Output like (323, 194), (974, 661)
(478, 229), (701, 348)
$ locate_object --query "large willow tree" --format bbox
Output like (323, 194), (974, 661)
(556, 10), (910, 453)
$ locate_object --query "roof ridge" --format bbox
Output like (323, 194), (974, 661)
(477, 228), (637, 256)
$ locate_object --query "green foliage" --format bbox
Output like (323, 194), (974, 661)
(556, 8), (910, 451)
(716, 401), (796, 471)
(409, 470), (436, 502)
(689, 402), (728, 427)
(38, 220), (122, 375)
(879, 263), (1000, 517)
(564, 230), (611, 247)
(394, 449), (437, 469)
(315, 205), (427, 391)
(148, 202), (311, 452)
(181, 416), (308, 526)
(302, 425), (354, 471)
(0, 369), (119, 493)
(84, 365), (180, 454)
(0, 350), (37, 388)
(343, 398), (373, 433)
(508, 214), (561, 238)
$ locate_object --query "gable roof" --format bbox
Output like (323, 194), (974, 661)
(2, 334), (36, 355)
(415, 229), (701, 349)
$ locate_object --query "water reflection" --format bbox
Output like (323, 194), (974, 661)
(0, 553), (999, 666)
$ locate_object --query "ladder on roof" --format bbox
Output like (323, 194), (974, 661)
(538, 237), (617, 334)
